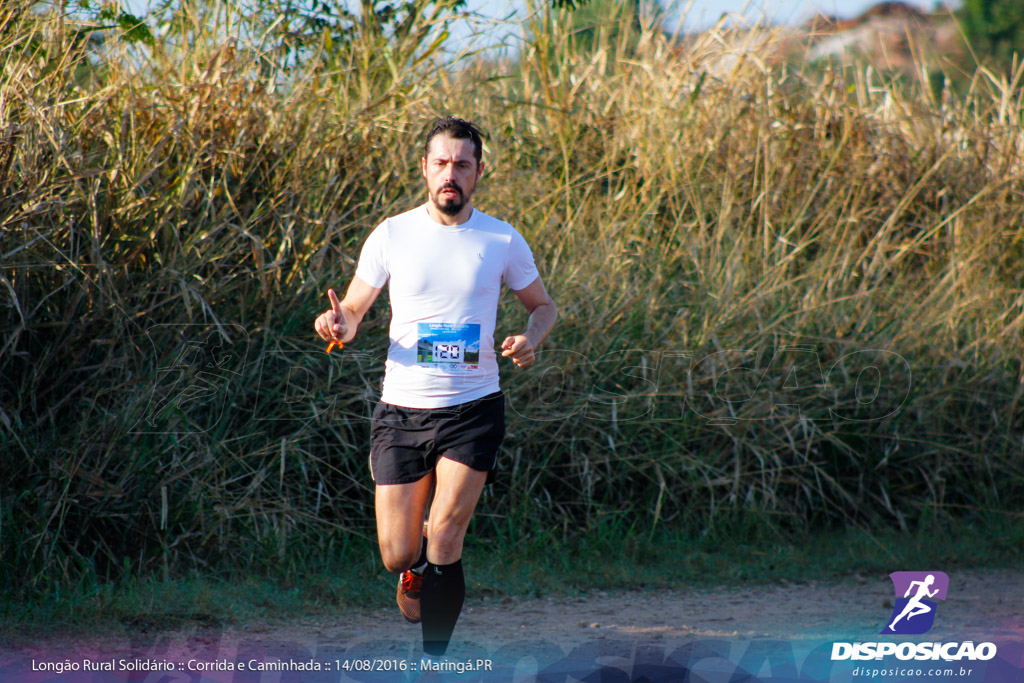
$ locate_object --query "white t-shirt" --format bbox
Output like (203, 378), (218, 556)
(355, 204), (539, 408)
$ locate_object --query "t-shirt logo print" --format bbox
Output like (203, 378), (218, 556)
(882, 571), (949, 635)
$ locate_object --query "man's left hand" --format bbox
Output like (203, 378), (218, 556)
(500, 335), (536, 368)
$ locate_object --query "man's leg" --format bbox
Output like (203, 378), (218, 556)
(375, 475), (434, 574)
(420, 457), (488, 656)
(425, 457), (488, 564)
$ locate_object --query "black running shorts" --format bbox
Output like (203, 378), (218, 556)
(369, 392), (505, 486)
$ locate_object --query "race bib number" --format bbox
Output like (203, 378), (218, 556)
(416, 323), (481, 371)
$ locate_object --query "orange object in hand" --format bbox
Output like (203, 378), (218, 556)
(324, 288), (345, 353)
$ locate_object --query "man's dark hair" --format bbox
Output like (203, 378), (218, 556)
(423, 116), (484, 164)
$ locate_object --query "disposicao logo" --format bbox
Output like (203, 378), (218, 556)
(882, 571), (949, 635)
(831, 570), (998, 663)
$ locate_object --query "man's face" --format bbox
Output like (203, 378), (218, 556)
(421, 134), (484, 217)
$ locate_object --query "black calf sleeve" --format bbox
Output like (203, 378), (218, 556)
(413, 534), (428, 572)
(420, 560), (465, 656)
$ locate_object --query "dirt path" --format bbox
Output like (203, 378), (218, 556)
(241, 568), (1024, 648)
(4, 570), (1023, 681)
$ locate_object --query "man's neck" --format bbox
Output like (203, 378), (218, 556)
(426, 202), (473, 226)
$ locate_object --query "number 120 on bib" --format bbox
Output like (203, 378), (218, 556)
(433, 342), (463, 362)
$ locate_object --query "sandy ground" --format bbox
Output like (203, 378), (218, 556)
(234, 568), (1024, 648)
(4, 569), (1023, 681)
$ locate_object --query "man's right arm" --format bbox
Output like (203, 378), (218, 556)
(314, 275), (382, 344)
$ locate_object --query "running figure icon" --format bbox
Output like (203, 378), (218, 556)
(882, 571), (949, 635)
(888, 574), (939, 631)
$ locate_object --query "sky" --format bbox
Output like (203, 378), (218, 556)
(125, 0), (949, 30)
(121, 0), (954, 54)
(438, 0), (952, 55)
(668, 0), (944, 30)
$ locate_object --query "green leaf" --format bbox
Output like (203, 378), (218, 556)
(116, 11), (155, 46)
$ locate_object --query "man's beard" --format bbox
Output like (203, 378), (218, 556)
(434, 182), (467, 216)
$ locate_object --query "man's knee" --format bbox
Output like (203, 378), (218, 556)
(426, 517), (469, 561)
(382, 557), (414, 574)
(379, 541), (420, 574)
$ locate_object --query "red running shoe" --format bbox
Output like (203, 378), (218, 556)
(397, 569), (423, 623)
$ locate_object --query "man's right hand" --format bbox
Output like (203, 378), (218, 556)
(315, 288), (348, 342)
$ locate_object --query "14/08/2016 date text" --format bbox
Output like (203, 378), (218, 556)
(337, 659), (493, 674)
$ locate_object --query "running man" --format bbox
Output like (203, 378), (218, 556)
(313, 116), (557, 657)
(888, 574), (940, 631)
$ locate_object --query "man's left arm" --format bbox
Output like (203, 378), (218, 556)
(501, 276), (557, 368)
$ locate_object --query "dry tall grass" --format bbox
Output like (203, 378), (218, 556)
(1, 0), (1022, 596)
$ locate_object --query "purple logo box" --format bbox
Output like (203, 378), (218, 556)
(882, 571), (950, 635)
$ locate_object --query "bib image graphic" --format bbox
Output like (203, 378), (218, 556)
(416, 323), (481, 372)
